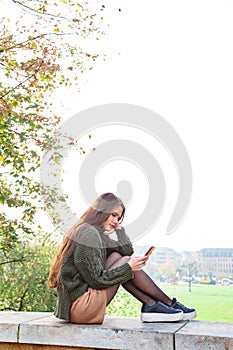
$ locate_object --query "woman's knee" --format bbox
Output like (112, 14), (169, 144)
(120, 255), (131, 264)
(108, 252), (122, 260)
(105, 252), (131, 269)
(108, 252), (131, 263)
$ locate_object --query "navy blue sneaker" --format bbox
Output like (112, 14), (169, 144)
(141, 301), (183, 322)
(171, 298), (196, 320)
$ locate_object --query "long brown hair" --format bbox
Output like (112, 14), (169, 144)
(48, 193), (125, 288)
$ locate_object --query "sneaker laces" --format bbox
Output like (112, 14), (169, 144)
(172, 298), (193, 312)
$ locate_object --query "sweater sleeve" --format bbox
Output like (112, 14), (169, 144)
(74, 226), (133, 290)
(103, 227), (134, 257)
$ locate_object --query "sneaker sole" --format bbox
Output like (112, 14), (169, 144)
(141, 311), (183, 322)
(182, 310), (197, 321)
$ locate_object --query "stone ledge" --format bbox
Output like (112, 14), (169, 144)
(175, 320), (233, 350)
(0, 312), (52, 343)
(0, 312), (232, 350)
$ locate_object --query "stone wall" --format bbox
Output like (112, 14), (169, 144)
(0, 312), (232, 350)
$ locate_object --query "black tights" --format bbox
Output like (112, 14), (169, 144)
(105, 252), (172, 307)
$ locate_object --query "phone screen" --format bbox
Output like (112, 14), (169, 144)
(144, 246), (156, 256)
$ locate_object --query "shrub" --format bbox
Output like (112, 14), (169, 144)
(0, 244), (56, 311)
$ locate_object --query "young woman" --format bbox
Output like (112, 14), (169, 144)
(48, 192), (196, 324)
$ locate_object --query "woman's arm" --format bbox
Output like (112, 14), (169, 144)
(103, 226), (134, 256)
(75, 251), (133, 290)
(74, 226), (133, 290)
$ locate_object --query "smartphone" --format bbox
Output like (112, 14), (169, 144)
(144, 246), (156, 257)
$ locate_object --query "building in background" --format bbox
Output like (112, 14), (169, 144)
(135, 246), (233, 281)
(197, 248), (233, 279)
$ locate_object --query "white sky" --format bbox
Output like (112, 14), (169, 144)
(57, 0), (233, 252)
(2, 0), (233, 252)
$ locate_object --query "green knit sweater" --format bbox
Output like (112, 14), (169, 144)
(54, 225), (134, 321)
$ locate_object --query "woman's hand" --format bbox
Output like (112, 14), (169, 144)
(115, 222), (121, 230)
(128, 255), (149, 271)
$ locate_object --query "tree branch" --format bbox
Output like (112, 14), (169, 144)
(18, 286), (29, 311)
(11, 0), (78, 22)
(0, 35), (41, 53)
(0, 258), (24, 266)
(0, 55), (45, 99)
(0, 31), (80, 54)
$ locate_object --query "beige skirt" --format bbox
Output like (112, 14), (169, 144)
(69, 288), (107, 324)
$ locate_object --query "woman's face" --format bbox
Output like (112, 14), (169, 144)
(102, 205), (123, 231)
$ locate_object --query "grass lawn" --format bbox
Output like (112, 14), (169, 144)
(106, 282), (233, 323)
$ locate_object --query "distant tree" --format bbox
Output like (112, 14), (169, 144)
(158, 261), (176, 281)
(0, 0), (106, 257)
(144, 261), (160, 280)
